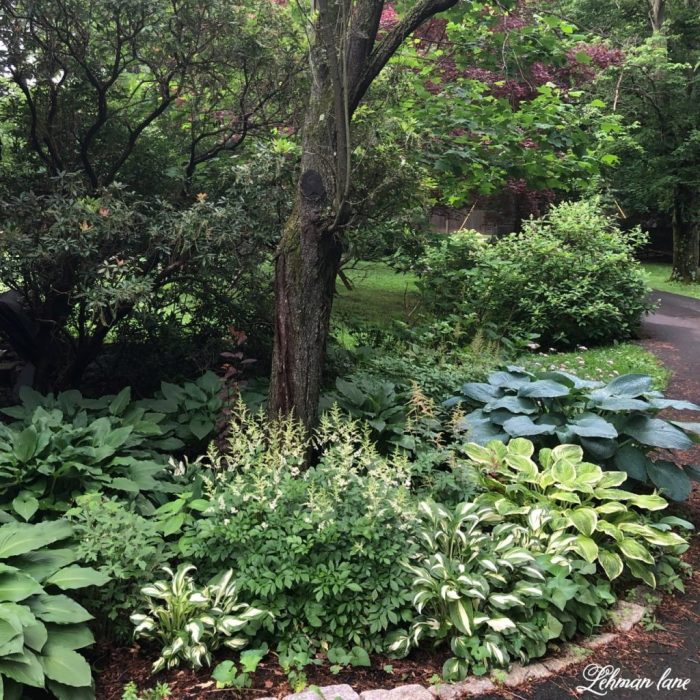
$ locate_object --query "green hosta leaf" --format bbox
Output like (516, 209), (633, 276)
(507, 438), (535, 458)
(487, 617), (516, 632)
(592, 397), (650, 411)
(618, 538), (654, 564)
(109, 478), (141, 494)
(503, 415), (556, 437)
(39, 645), (92, 687)
(569, 415), (618, 439)
(597, 471), (628, 488)
(442, 656), (469, 682)
(448, 599), (473, 635)
(0, 572), (43, 602)
(12, 427), (38, 463)
(602, 374), (653, 397)
(552, 458), (576, 484)
(551, 444), (584, 462)
(567, 508), (598, 537)
(0, 648), (44, 687)
(0, 521), (73, 558)
(613, 445), (648, 482)
(46, 680), (96, 700)
(460, 382), (503, 403)
(11, 492), (39, 522)
(628, 494), (668, 511)
(46, 566), (110, 591)
(189, 417), (215, 441)
(349, 647), (371, 667)
(23, 620), (48, 652)
(486, 397), (537, 414)
(518, 380), (570, 398)
(646, 461), (692, 502)
(30, 594), (92, 624)
(620, 416), (693, 450)
(647, 398), (700, 410)
(463, 443), (494, 464)
(109, 387), (132, 416)
(15, 549), (78, 583)
(597, 549), (624, 580)
(626, 559), (656, 588)
(573, 535), (599, 563)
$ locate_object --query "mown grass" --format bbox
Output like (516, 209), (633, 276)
(332, 261), (420, 323)
(642, 263), (700, 300)
(520, 343), (669, 389)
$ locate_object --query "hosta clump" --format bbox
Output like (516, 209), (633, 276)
(178, 404), (419, 653)
(447, 367), (700, 500)
(131, 565), (269, 672)
(0, 518), (109, 699)
(389, 499), (616, 681)
(466, 439), (692, 590)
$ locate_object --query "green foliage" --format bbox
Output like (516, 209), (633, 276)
(466, 440), (692, 590)
(0, 387), (176, 516)
(121, 682), (171, 700)
(417, 200), (652, 347)
(321, 377), (413, 453)
(211, 645), (268, 689)
(388, 498), (616, 681)
(66, 494), (169, 642)
(0, 519), (108, 699)
(449, 367), (700, 500)
(139, 372), (224, 448)
(178, 405), (419, 654)
(131, 565), (269, 673)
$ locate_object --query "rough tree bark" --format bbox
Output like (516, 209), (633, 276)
(671, 187), (700, 282)
(269, 0), (458, 426)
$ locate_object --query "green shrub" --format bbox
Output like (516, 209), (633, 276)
(466, 440), (692, 590)
(0, 387), (176, 517)
(178, 405), (420, 654)
(67, 494), (169, 642)
(389, 498), (616, 681)
(447, 367), (700, 500)
(130, 565), (269, 672)
(0, 519), (109, 699)
(416, 200), (653, 347)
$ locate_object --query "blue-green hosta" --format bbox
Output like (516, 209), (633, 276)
(467, 439), (692, 591)
(388, 499), (616, 681)
(447, 368), (700, 500)
(130, 565), (269, 672)
(0, 519), (109, 700)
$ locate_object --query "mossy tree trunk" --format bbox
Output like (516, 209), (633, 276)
(671, 187), (700, 282)
(268, 0), (458, 426)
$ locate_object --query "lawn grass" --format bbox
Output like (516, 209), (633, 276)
(642, 262), (700, 300)
(520, 343), (670, 390)
(332, 261), (420, 323)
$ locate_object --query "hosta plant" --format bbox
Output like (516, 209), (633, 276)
(447, 368), (700, 500)
(388, 499), (616, 681)
(465, 439), (692, 590)
(0, 518), (109, 700)
(130, 564), (269, 672)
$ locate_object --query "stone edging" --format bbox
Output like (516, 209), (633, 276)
(265, 601), (646, 700)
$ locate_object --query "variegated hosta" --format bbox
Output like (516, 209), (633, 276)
(467, 439), (693, 590)
(130, 564), (269, 672)
(388, 500), (615, 681)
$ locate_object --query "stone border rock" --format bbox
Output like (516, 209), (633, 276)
(274, 601), (646, 700)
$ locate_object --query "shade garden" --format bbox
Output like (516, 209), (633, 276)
(2, 1), (700, 698)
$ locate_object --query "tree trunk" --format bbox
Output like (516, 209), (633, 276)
(671, 189), (700, 282)
(269, 34), (343, 427)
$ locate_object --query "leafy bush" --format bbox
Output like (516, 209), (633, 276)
(389, 498), (616, 681)
(448, 367), (700, 500)
(178, 405), (419, 653)
(416, 200), (652, 346)
(122, 682), (171, 700)
(67, 494), (169, 642)
(0, 519), (108, 699)
(0, 387), (176, 516)
(466, 440), (692, 590)
(131, 565), (269, 672)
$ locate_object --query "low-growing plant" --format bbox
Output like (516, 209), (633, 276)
(448, 367), (700, 500)
(464, 439), (693, 589)
(0, 518), (109, 699)
(211, 645), (268, 689)
(321, 377), (414, 452)
(121, 682), (172, 700)
(388, 498), (616, 681)
(179, 404), (419, 654)
(66, 494), (170, 641)
(130, 565), (269, 672)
